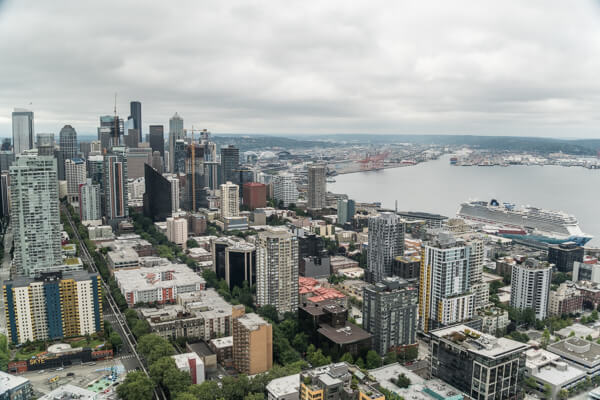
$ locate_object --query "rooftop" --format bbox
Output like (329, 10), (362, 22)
(266, 373), (300, 398)
(236, 313), (270, 331)
(172, 352), (204, 370)
(114, 263), (205, 293)
(547, 337), (600, 367)
(431, 324), (529, 359)
(318, 322), (372, 345)
(210, 336), (233, 349)
(187, 341), (216, 358)
(0, 371), (29, 393)
(39, 384), (97, 400)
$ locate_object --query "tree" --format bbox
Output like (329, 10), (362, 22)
(257, 305), (279, 322)
(137, 334), (175, 364)
(149, 357), (177, 386)
(394, 373), (411, 388)
(292, 333), (308, 354)
(544, 383), (553, 399)
(307, 348), (331, 367)
(366, 350), (382, 369)
(383, 351), (397, 365)
(185, 380), (222, 400)
(162, 367), (192, 397)
(244, 393), (265, 400)
(116, 371), (155, 400)
(186, 239), (199, 248)
(109, 332), (123, 352)
(558, 389), (569, 399)
(339, 352), (354, 364)
(541, 328), (550, 349)
(355, 357), (365, 369)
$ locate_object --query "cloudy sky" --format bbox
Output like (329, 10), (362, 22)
(1, 0), (600, 138)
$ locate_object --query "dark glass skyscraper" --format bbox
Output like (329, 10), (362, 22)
(130, 101), (142, 142)
(143, 164), (172, 222)
(149, 125), (165, 157)
(59, 125), (77, 160)
(220, 145), (239, 185)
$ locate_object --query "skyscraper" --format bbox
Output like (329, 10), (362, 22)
(130, 101), (142, 142)
(220, 181), (239, 219)
(151, 151), (163, 173)
(12, 108), (34, 155)
(149, 125), (165, 157)
(143, 163), (172, 222)
(173, 140), (186, 174)
(36, 133), (55, 156)
(103, 148), (128, 222)
(367, 212), (405, 283)
(64, 158), (86, 202)
(79, 178), (102, 222)
(510, 259), (552, 320)
(220, 145), (239, 185)
(419, 233), (474, 332)
(363, 277), (418, 356)
(169, 113), (184, 172)
(10, 154), (62, 277)
(87, 155), (104, 186)
(256, 228), (299, 316)
(337, 198), (355, 225)
(307, 163), (327, 210)
(272, 174), (298, 207)
(59, 125), (78, 160)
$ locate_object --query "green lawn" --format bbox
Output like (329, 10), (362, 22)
(14, 347), (45, 361)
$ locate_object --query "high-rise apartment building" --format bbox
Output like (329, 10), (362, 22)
(548, 243), (584, 273)
(465, 237), (489, 310)
(149, 125), (165, 157)
(220, 145), (239, 185)
(0, 151), (15, 172)
(12, 109), (34, 155)
(510, 259), (552, 320)
(173, 140), (186, 174)
(103, 148), (128, 222)
(64, 158), (86, 202)
(79, 179), (102, 223)
(167, 175), (180, 212)
(242, 182), (267, 210)
(10, 154), (62, 277)
(166, 217), (188, 247)
(3, 271), (103, 344)
(36, 133), (55, 156)
(419, 233), (474, 332)
(367, 212), (405, 283)
(273, 174), (298, 207)
(87, 155), (104, 186)
(430, 325), (528, 400)
(232, 312), (273, 375)
(220, 181), (239, 219)
(168, 113), (184, 172)
(363, 277), (419, 356)
(256, 228), (299, 316)
(307, 163), (326, 210)
(129, 101), (142, 142)
(0, 172), (10, 218)
(59, 125), (78, 160)
(337, 198), (355, 225)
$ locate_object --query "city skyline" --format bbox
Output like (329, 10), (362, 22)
(2, 1), (600, 138)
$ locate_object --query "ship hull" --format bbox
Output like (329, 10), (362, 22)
(499, 233), (592, 247)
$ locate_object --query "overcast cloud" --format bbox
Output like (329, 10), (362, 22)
(1, 0), (600, 138)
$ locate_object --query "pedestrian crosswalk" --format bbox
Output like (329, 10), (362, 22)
(119, 354), (136, 360)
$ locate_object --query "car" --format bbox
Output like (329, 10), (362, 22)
(56, 367), (64, 371)
(67, 372), (75, 377)
(38, 370), (45, 374)
(218, 374), (223, 380)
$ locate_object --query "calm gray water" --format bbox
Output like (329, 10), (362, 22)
(330, 155), (600, 247)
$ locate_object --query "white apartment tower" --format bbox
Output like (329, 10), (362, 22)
(79, 179), (102, 222)
(167, 176), (180, 212)
(220, 181), (239, 219)
(10, 154), (62, 277)
(367, 212), (405, 283)
(166, 217), (188, 247)
(307, 163), (326, 210)
(64, 158), (86, 202)
(256, 228), (299, 316)
(510, 260), (552, 320)
(272, 174), (298, 207)
(419, 233), (474, 332)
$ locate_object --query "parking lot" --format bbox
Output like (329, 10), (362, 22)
(20, 359), (125, 397)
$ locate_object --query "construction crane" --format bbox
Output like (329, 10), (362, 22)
(357, 150), (390, 171)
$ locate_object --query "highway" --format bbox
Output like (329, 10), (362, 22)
(60, 204), (167, 400)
